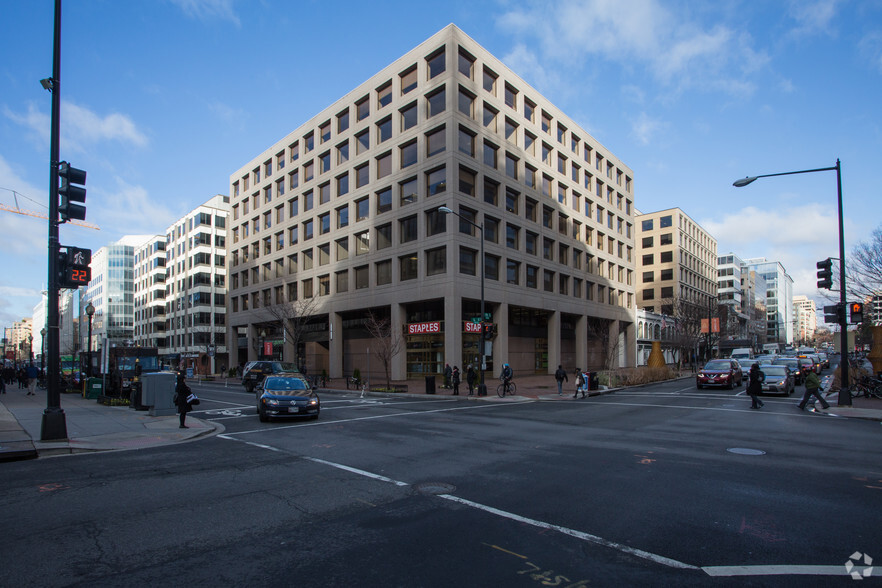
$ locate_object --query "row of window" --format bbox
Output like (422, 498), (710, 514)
(230, 249), (633, 313)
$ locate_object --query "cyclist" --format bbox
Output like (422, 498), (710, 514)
(500, 363), (513, 389)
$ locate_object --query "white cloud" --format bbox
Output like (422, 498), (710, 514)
(90, 177), (178, 238)
(0, 155), (49, 259)
(2, 101), (148, 152)
(0, 286), (42, 298)
(630, 111), (666, 146)
(169, 0), (241, 27)
(787, 0), (842, 37)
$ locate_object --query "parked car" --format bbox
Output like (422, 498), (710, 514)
(758, 365), (794, 396)
(697, 359), (744, 389)
(256, 373), (320, 422)
(241, 361), (300, 393)
(773, 357), (805, 385)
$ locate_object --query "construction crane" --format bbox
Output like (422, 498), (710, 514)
(0, 187), (100, 230)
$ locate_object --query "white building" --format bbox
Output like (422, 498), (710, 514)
(745, 258), (794, 346)
(792, 295), (817, 344)
(133, 236), (168, 350)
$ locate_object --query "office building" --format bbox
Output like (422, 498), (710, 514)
(226, 25), (637, 381)
(792, 295), (816, 345)
(744, 258), (794, 346)
(133, 235), (168, 350)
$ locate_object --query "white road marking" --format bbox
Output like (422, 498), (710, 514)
(702, 565), (851, 577)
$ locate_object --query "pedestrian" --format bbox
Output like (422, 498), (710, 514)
(466, 364), (477, 396)
(26, 363), (40, 396)
(0, 369), (5, 394)
(798, 370), (829, 410)
(18, 367), (27, 389)
(452, 366), (460, 395)
(746, 363), (765, 409)
(174, 371), (192, 428)
(574, 369), (586, 399)
(554, 364), (568, 395)
(444, 363), (452, 389)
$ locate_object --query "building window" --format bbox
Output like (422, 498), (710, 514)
(356, 96), (370, 121)
(526, 265), (538, 288)
(459, 246), (477, 276)
(483, 141), (498, 169)
(427, 167), (446, 196)
(459, 167), (476, 197)
(507, 260), (520, 285)
(400, 65), (417, 95)
(377, 223), (392, 249)
(401, 102), (418, 130)
(427, 48), (446, 79)
(504, 83), (518, 109)
(377, 187), (392, 214)
(337, 172), (349, 197)
(400, 253), (418, 281)
(525, 231), (537, 255)
(458, 86), (475, 118)
(458, 47), (474, 78)
(319, 212), (330, 235)
(505, 153), (518, 180)
(376, 260), (392, 285)
(483, 103), (498, 131)
(355, 197), (369, 221)
(336, 206), (349, 228)
(505, 117), (517, 142)
(427, 86), (446, 118)
(376, 152), (392, 179)
(356, 163), (369, 188)
(426, 246), (446, 276)
(377, 116), (392, 143)
(506, 224), (519, 249)
(483, 66), (497, 94)
(400, 177), (417, 206)
(377, 81), (392, 109)
(505, 188), (519, 214)
(426, 126), (446, 157)
(484, 179), (499, 206)
(355, 265), (369, 289)
(336, 237), (349, 260)
(337, 108), (349, 133)
(356, 129), (370, 155)
(524, 98), (535, 122)
(660, 233), (673, 245)
(319, 121), (331, 143)
(400, 140), (418, 168)
(355, 231), (370, 255)
(458, 126), (475, 157)
(400, 215), (418, 243)
(544, 270), (555, 292)
(335, 270), (348, 293)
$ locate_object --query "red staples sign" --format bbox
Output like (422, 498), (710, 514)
(408, 321), (441, 335)
(464, 322), (482, 333)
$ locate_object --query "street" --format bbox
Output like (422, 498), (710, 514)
(2, 376), (880, 586)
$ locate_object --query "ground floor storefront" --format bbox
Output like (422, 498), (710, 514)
(232, 297), (634, 385)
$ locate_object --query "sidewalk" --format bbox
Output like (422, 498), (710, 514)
(0, 390), (222, 462)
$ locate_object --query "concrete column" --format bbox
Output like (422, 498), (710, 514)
(444, 294), (462, 372)
(575, 314), (587, 371)
(495, 302), (509, 375)
(391, 303), (406, 381)
(547, 310), (561, 375)
(623, 320), (637, 368)
(247, 323), (258, 362)
(329, 311), (343, 378)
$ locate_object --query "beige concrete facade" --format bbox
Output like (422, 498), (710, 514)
(635, 208), (717, 315)
(226, 25), (636, 382)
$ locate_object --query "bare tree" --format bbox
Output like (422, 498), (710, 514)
(262, 294), (320, 366)
(659, 296), (717, 369)
(364, 311), (403, 389)
(585, 317), (625, 387)
(848, 224), (882, 305)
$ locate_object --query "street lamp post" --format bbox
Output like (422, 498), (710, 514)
(40, 328), (47, 373)
(438, 206), (487, 396)
(85, 302), (95, 378)
(733, 160), (850, 405)
(28, 335), (34, 363)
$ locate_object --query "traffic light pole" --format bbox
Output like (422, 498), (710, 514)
(42, 0), (67, 440)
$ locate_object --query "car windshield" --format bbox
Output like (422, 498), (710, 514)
(762, 366), (788, 377)
(264, 377), (309, 394)
(775, 359), (799, 368)
(272, 362), (299, 372)
(704, 361), (732, 370)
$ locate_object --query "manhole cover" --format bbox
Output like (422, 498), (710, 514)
(727, 447), (766, 456)
(414, 482), (456, 495)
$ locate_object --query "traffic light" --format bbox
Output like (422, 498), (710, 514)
(823, 304), (842, 324)
(58, 161), (87, 221)
(849, 302), (864, 324)
(816, 258), (833, 290)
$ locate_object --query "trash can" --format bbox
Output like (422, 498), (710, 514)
(425, 375), (436, 394)
(84, 377), (103, 399)
(589, 372), (599, 390)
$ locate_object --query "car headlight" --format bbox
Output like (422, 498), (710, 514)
(263, 398), (280, 406)
(308, 398), (318, 405)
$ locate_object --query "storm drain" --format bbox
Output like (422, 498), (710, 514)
(414, 482), (456, 495)
(727, 447), (766, 456)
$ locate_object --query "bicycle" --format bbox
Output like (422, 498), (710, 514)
(851, 376), (882, 399)
(496, 378), (517, 398)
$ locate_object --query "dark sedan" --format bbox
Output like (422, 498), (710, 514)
(773, 357), (804, 385)
(256, 374), (320, 422)
(697, 359), (744, 389)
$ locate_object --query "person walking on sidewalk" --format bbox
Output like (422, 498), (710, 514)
(746, 363), (765, 409)
(554, 365), (568, 395)
(443, 363), (452, 389)
(451, 366), (461, 395)
(174, 371), (192, 428)
(26, 363), (39, 396)
(798, 370), (829, 410)
(466, 364), (476, 396)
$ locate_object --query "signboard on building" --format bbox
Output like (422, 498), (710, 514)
(408, 321), (441, 335)
(263, 341), (273, 356)
(464, 321), (482, 333)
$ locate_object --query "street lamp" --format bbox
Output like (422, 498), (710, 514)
(28, 334), (33, 363)
(438, 206), (487, 396)
(85, 302), (95, 378)
(40, 327), (47, 373)
(733, 160), (850, 405)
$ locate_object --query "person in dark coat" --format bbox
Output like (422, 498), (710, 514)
(554, 365), (568, 395)
(746, 363), (765, 409)
(451, 366), (461, 395)
(466, 365), (477, 396)
(174, 371), (192, 428)
(443, 363), (452, 389)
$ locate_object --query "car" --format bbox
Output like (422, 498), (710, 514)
(758, 365), (794, 396)
(256, 374), (320, 422)
(697, 359), (744, 389)
(735, 359), (754, 373)
(805, 354), (824, 373)
(797, 356), (816, 377)
(241, 360), (300, 393)
(773, 357), (805, 385)
(816, 352), (830, 369)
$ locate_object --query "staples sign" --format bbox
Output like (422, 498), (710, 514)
(408, 321), (441, 335)
(464, 322), (482, 333)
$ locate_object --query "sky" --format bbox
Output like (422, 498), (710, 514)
(1, 0), (880, 331)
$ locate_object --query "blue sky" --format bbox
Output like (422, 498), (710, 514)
(2, 0), (880, 330)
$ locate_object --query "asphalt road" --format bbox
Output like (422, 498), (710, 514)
(2, 373), (880, 587)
